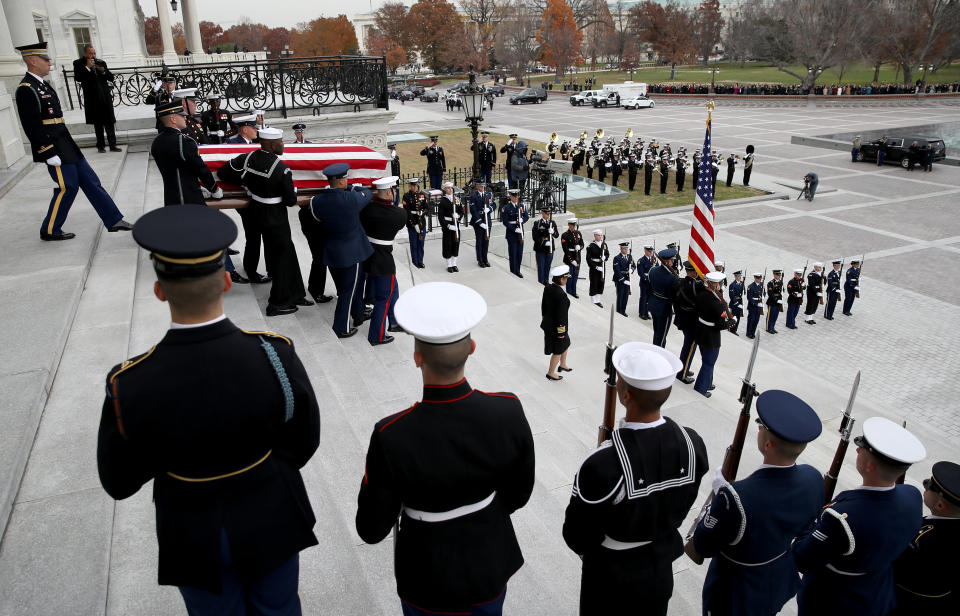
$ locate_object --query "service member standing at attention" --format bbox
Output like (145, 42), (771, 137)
(689, 390), (825, 616)
(659, 155), (670, 194)
(725, 153), (736, 187)
(823, 260), (842, 320)
(745, 273), (764, 339)
(403, 178), (427, 269)
(674, 261), (702, 384)
(472, 132), (497, 184)
(531, 208), (559, 285)
(420, 136), (446, 190)
(387, 144), (401, 204)
(586, 230), (610, 309)
(225, 115), (258, 144)
(612, 242), (634, 316)
(14, 42), (132, 241)
(742, 145), (754, 186)
(542, 265), (573, 381)
(359, 176), (407, 346)
(199, 93), (234, 144)
(563, 342), (708, 616)
(637, 245), (655, 320)
(438, 182), (462, 273)
(150, 101), (222, 207)
(891, 460), (960, 614)
(501, 134), (517, 187)
(648, 248), (678, 347)
(309, 163), (373, 337)
(785, 268), (805, 329)
(794, 417), (926, 616)
(502, 189), (528, 277)
(765, 270), (784, 334)
(216, 127), (311, 316)
(561, 219), (584, 298)
(842, 259), (860, 316)
(727, 270), (744, 335)
(804, 262), (823, 325)
(693, 271), (729, 397)
(291, 123), (309, 144)
(356, 282), (535, 616)
(97, 206), (320, 615)
(468, 181), (494, 268)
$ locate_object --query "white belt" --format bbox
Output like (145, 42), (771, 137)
(403, 492), (495, 523)
(699, 317), (716, 326)
(720, 550), (787, 567)
(601, 536), (652, 551)
(249, 194), (283, 204)
(367, 236), (393, 246)
(826, 564), (867, 576)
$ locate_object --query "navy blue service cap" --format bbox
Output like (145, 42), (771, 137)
(755, 390), (822, 443)
(658, 248), (677, 259)
(926, 461), (960, 506)
(323, 162), (350, 179)
(618, 242), (629, 247)
(16, 42), (50, 60)
(683, 260), (696, 271)
(133, 205), (237, 278)
(155, 101), (185, 117)
(850, 259), (861, 265)
(292, 123), (306, 131)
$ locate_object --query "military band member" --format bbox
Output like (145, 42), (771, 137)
(693, 150), (702, 176)
(469, 181), (494, 268)
(804, 263), (823, 324)
(892, 460), (960, 613)
(824, 260), (842, 319)
(765, 270), (784, 334)
(532, 209), (559, 285)
(14, 42), (131, 241)
(547, 139), (558, 160)
(628, 155), (640, 191)
(676, 154), (687, 192)
(356, 282), (535, 616)
(502, 189), (528, 277)
(644, 155), (655, 195)
(795, 418), (926, 616)
(501, 134), (518, 187)
(543, 265), (573, 381)
(420, 136), (446, 189)
(151, 101), (221, 207)
(309, 162), (374, 337)
(648, 248), (678, 347)
(438, 182), (462, 273)
(659, 157), (670, 193)
(745, 273), (764, 338)
(726, 153), (736, 187)
(727, 270), (744, 335)
(690, 390), (824, 616)
(199, 93), (234, 144)
(561, 219), (584, 298)
(674, 261), (701, 384)
(612, 242), (634, 316)
(597, 157), (608, 183)
(359, 176), (407, 346)
(97, 206), (320, 615)
(585, 147), (595, 180)
(610, 156), (622, 187)
(693, 271), (729, 397)
(586, 230), (609, 308)
(472, 132), (497, 184)
(637, 245), (655, 319)
(217, 127), (310, 316)
(403, 179), (427, 269)
(743, 145), (754, 186)
(571, 141), (585, 175)
(785, 268), (805, 329)
(225, 115), (258, 144)
(842, 259), (860, 316)
(563, 342), (708, 616)
(559, 140), (570, 160)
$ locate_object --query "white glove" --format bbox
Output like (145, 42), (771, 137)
(211, 187), (223, 200)
(854, 286), (860, 291)
(835, 289), (841, 294)
(45, 155), (62, 167)
(448, 225), (457, 231)
(711, 467), (729, 494)
(479, 223), (487, 230)
(352, 183), (363, 190)
(596, 266), (603, 272)
(515, 228), (523, 234)
(818, 293), (823, 297)
(216, 130), (225, 137)
(201, 186), (211, 199)
(153, 80), (162, 92)
(778, 300), (785, 305)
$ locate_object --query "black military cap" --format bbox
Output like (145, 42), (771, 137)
(772, 269), (783, 275)
(683, 260), (695, 271)
(926, 461), (960, 507)
(851, 259), (861, 265)
(292, 123), (306, 131)
(618, 242), (629, 248)
(832, 259), (842, 265)
(155, 101), (185, 117)
(387, 144), (396, 149)
(133, 205), (237, 278)
(732, 270), (742, 276)
(16, 42), (50, 60)
(755, 390), (822, 443)
(429, 136), (439, 141)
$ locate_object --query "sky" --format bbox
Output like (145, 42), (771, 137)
(138, 0), (400, 29)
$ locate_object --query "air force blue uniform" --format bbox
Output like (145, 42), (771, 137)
(469, 189), (494, 266)
(612, 252), (634, 315)
(824, 267), (842, 318)
(637, 254), (654, 318)
(745, 280), (763, 337)
(727, 278), (743, 334)
(842, 265), (860, 315)
(502, 199), (528, 275)
(648, 257), (677, 347)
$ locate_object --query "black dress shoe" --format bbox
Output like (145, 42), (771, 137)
(729, 330), (739, 335)
(266, 304), (298, 316)
(452, 266), (459, 272)
(824, 316), (834, 320)
(571, 293), (579, 298)
(228, 248), (240, 255)
(109, 147), (122, 152)
(388, 324), (404, 333)
(767, 329), (777, 334)
(416, 263), (425, 269)
(363, 307), (374, 318)
(596, 302), (603, 308)
(806, 320), (816, 325)
(97, 148), (106, 153)
(370, 335), (395, 346)
(40, 232), (76, 241)
(786, 325), (798, 329)
(483, 262), (491, 267)
(708, 384), (716, 391)
(336, 327), (358, 338)
(678, 376), (695, 385)
(295, 298), (315, 307)
(639, 314), (650, 320)
(842, 312), (852, 316)
(447, 266), (454, 273)
(701, 391), (713, 398)
(313, 294), (334, 303)
(248, 272), (273, 284)
(108, 220), (134, 232)
(514, 272), (523, 278)
(230, 271), (249, 284)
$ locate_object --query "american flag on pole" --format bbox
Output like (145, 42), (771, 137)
(688, 113), (716, 277)
(199, 143), (388, 192)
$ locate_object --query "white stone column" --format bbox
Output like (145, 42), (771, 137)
(155, 0), (178, 64)
(0, 3), (25, 168)
(1, 0), (36, 48)
(180, 0), (203, 57)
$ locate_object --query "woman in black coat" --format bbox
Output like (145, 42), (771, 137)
(542, 265), (573, 381)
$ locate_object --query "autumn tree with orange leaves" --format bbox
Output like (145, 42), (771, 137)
(537, 0), (583, 79)
(291, 15), (360, 57)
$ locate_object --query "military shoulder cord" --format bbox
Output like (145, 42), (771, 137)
(258, 336), (294, 422)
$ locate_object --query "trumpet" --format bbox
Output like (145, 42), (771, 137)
(596, 128), (604, 139)
(626, 128), (633, 139)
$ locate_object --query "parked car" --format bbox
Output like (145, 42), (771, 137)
(623, 95), (655, 110)
(399, 90), (415, 101)
(510, 88), (547, 104)
(420, 90), (439, 102)
(486, 84), (504, 96)
(858, 136), (947, 167)
(592, 91), (621, 108)
(570, 89), (603, 106)
(410, 85), (425, 96)
(447, 81), (470, 94)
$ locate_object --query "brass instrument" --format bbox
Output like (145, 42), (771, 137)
(550, 132), (559, 144)
(596, 128), (604, 139)
(626, 128), (633, 139)
(579, 130), (589, 140)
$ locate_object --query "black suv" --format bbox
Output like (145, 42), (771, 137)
(486, 84), (504, 97)
(858, 136), (947, 167)
(509, 88), (547, 104)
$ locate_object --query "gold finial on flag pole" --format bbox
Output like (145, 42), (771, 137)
(706, 99), (715, 117)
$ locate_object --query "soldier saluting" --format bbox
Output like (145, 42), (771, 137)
(199, 92), (234, 144)
(420, 136), (446, 189)
(471, 131), (497, 184)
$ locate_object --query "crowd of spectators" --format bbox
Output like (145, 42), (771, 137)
(524, 80), (960, 96)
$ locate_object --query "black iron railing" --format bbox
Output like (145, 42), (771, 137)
(62, 55), (389, 117)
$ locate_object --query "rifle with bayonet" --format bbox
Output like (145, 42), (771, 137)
(824, 258), (843, 317)
(823, 370), (860, 502)
(684, 334), (761, 564)
(758, 267), (767, 315)
(598, 304), (618, 446)
(797, 259), (809, 303)
(856, 254), (864, 299)
(628, 240), (634, 296)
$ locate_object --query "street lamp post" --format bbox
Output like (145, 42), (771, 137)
(708, 67), (719, 94)
(460, 65), (486, 182)
(918, 64), (934, 92)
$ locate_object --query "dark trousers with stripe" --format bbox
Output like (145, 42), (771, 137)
(566, 264), (579, 295)
(43, 159), (123, 235)
(330, 263), (365, 334)
(615, 281), (629, 315)
(825, 291), (839, 318)
(474, 226), (489, 263)
(536, 251), (553, 284)
(262, 222), (305, 308)
(766, 304), (781, 331)
(786, 303), (800, 327)
(651, 313), (671, 347)
(746, 306), (761, 337)
(694, 346), (720, 395)
(678, 329), (697, 377)
(407, 228), (425, 266)
(178, 528), (301, 616)
(843, 291), (856, 314)
(367, 273), (398, 343)
(298, 208), (327, 298)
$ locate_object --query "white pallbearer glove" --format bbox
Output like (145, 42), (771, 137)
(480, 223), (487, 230)
(596, 266), (603, 272)
(216, 130), (225, 137)
(448, 225), (457, 231)
(515, 228), (523, 234)
(211, 187), (223, 200)
(200, 186), (211, 199)
(46, 155), (62, 167)
(712, 467), (729, 494)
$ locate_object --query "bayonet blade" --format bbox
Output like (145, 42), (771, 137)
(743, 332), (760, 385)
(843, 370), (860, 418)
(608, 303), (615, 348)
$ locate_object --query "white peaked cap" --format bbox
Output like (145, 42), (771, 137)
(858, 417), (926, 464)
(373, 176), (399, 189)
(593, 229), (604, 236)
(394, 282), (487, 344)
(612, 342), (683, 391)
(794, 268), (804, 274)
(258, 127), (283, 140)
(705, 271), (725, 283)
(443, 182), (455, 188)
(550, 265), (570, 277)
(813, 262), (823, 267)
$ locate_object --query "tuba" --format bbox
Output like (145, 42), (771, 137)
(579, 130), (589, 140)
(596, 128), (604, 139)
(626, 128), (633, 139)
(550, 132), (559, 143)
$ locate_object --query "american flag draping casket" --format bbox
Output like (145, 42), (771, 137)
(198, 143), (389, 192)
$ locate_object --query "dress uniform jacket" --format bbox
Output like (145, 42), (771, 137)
(766, 279), (783, 308)
(473, 141), (496, 169)
(648, 265), (677, 318)
(844, 267), (860, 296)
(531, 218), (559, 254)
(420, 144), (446, 174)
(500, 141), (515, 171)
(561, 230), (584, 266)
(151, 126), (218, 205)
(826, 270), (841, 299)
(586, 241), (609, 295)
(468, 190), (494, 231)
(501, 201), (528, 237)
(693, 465), (824, 616)
(563, 418), (708, 614)
(787, 277), (804, 306)
(390, 152), (401, 177)
(541, 282), (571, 355)
(892, 515), (960, 613)
(637, 254), (653, 286)
(805, 271), (823, 314)
(437, 194), (462, 258)
(612, 253), (633, 285)
(747, 281), (763, 313)
(674, 276), (701, 332)
(359, 197), (407, 275)
(309, 186), (374, 269)
(695, 287), (728, 349)
(97, 319), (320, 592)
(794, 485), (922, 616)
(200, 108), (235, 144)
(356, 380), (535, 612)
(183, 115), (208, 144)
(728, 279), (744, 312)
(16, 73), (82, 163)
(403, 190), (427, 235)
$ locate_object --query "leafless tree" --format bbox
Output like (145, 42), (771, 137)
(494, 1), (540, 82)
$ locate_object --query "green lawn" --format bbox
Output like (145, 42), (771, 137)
(509, 61), (960, 87)
(394, 128), (766, 218)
